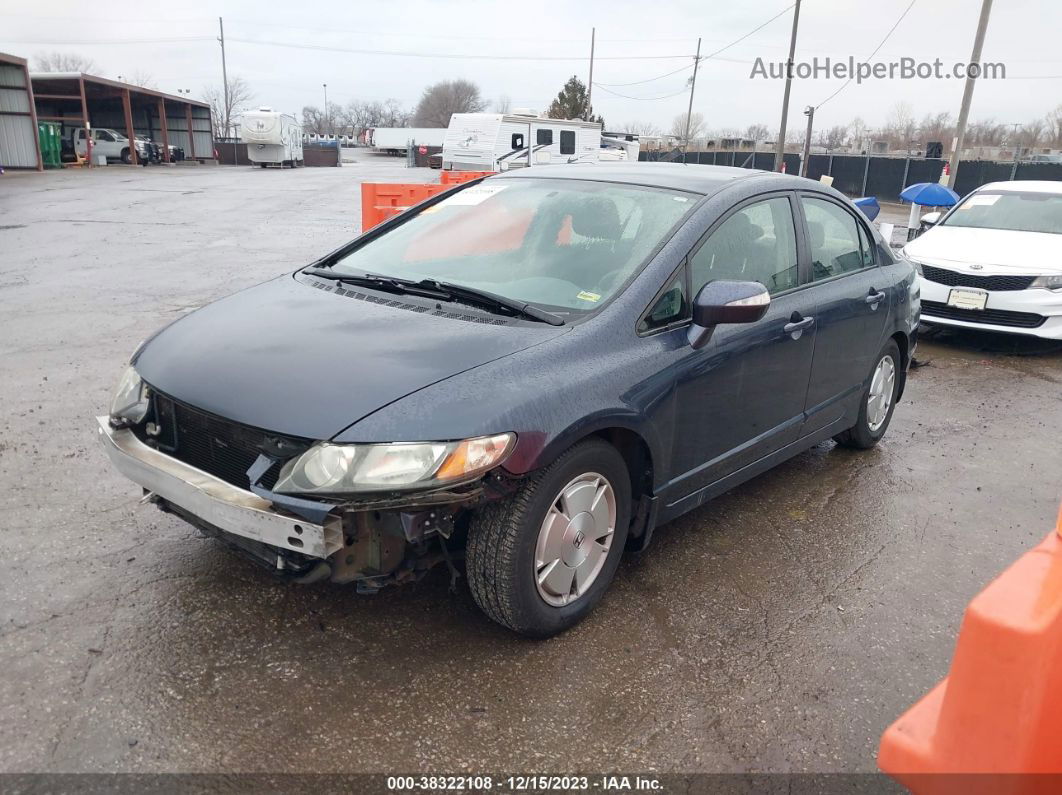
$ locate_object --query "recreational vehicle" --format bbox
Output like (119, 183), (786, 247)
(441, 112), (639, 171)
(241, 107), (304, 168)
(369, 127), (447, 154)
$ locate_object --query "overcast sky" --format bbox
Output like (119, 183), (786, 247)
(4, 0), (1061, 135)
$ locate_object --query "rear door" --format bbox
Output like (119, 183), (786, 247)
(797, 194), (890, 434)
(666, 192), (820, 494)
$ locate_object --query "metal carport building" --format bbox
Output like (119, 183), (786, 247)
(30, 71), (213, 165)
(0, 52), (43, 170)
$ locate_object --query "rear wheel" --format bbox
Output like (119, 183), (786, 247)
(834, 339), (901, 449)
(120, 148), (131, 164)
(466, 439), (631, 637)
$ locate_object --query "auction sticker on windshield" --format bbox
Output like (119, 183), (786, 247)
(440, 184), (510, 206)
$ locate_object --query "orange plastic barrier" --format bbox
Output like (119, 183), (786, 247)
(878, 505), (1062, 792)
(360, 182), (449, 232)
(439, 170), (495, 185)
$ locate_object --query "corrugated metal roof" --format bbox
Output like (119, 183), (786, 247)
(29, 71), (210, 109)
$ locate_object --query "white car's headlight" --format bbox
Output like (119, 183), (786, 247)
(901, 249), (923, 276)
(109, 365), (150, 425)
(1030, 274), (1062, 290)
(273, 433), (516, 495)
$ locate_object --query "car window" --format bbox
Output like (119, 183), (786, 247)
(639, 267), (688, 333)
(941, 190), (1062, 235)
(97, 131), (114, 142)
(330, 178), (696, 314)
(690, 197), (799, 296)
(802, 197), (868, 280)
(857, 219), (876, 267)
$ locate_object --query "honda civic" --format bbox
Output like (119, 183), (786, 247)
(98, 163), (919, 636)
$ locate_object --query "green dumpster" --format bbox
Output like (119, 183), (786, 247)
(37, 121), (62, 169)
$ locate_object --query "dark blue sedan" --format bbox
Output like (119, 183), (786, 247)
(99, 163), (919, 636)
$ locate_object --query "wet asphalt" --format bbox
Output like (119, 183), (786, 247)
(1, 160), (1060, 775)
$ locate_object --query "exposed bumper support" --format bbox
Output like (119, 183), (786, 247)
(95, 416), (342, 559)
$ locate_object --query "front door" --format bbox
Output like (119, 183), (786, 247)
(797, 194), (891, 433)
(668, 193), (818, 497)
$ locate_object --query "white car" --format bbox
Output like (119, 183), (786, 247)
(903, 181), (1062, 339)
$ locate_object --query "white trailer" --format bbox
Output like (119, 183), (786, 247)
(241, 107), (303, 168)
(441, 112), (639, 171)
(370, 127), (446, 154)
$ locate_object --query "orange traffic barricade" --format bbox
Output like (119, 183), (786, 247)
(359, 182), (449, 232)
(439, 170), (494, 185)
(878, 504), (1062, 793)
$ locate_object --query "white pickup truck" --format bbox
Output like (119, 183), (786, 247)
(72, 128), (151, 164)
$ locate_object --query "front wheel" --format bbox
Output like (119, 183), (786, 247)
(466, 439), (631, 637)
(834, 339), (901, 449)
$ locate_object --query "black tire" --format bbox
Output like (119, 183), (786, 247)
(120, 148), (131, 164)
(834, 339), (901, 449)
(466, 439), (631, 637)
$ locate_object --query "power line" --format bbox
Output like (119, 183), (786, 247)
(592, 84), (691, 101)
(702, 4), (796, 61)
(226, 37), (694, 62)
(816, 0), (918, 108)
(596, 64), (695, 87)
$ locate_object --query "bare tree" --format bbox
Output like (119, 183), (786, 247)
(203, 76), (253, 139)
(302, 104), (343, 135)
(670, 112), (705, 141)
(413, 80), (485, 128)
(33, 51), (97, 73)
(621, 120), (660, 136)
(745, 123), (770, 142)
(917, 112), (954, 145)
(1020, 119), (1045, 148)
(822, 125), (848, 150)
(129, 70), (158, 90)
(884, 101), (916, 148)
(494, 95), (512, 114)
(847, 116), (869, 152)
(1047, 104), (1062, 147)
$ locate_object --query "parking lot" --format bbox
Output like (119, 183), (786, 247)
(1, 159), (1060, 774)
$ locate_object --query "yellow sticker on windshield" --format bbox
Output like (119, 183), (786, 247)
(577, 290), (602, 303)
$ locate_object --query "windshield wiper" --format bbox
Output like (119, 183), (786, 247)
(303, 268), (566, 326)
(303, 268), (448, 299)
(415, 279), (566, 326)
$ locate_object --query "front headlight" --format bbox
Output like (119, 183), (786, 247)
(1030, 274), (1062, 290)
(109, 365), (150, 425)
(901, 249), (923, 276)
(273, 433), (516, 496)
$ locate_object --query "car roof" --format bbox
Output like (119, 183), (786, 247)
(489, 162), (773, 195)
(976, 180), (1062, 194)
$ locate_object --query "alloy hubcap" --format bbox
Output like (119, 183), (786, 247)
(867, 354), (896, 432)
(534, 472), (616, 607)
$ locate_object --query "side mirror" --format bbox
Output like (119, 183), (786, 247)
(920, 211), (942, 227)
(688, 280), (771, 349)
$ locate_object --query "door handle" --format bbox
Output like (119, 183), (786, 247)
(783, 316), (815, 336)
(865, 290), (886, 306)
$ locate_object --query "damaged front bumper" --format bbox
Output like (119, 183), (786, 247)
(97, 416), (509, 589)
(96, 416), (344, 559)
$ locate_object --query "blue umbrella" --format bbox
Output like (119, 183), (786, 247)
(900, 182), (960, 207)
(853, 196), (880, 221)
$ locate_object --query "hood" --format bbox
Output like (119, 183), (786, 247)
(905, 225), (1062, 274)
(134, 274), (567, 440)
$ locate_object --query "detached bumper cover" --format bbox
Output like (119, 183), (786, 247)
(96, 416), (342, 559)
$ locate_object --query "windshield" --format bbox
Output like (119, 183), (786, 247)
(329, 178), (696, 313)
(942, 190), (1062, 235)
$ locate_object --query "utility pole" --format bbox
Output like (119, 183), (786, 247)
(586, 27), (595, 121)
(218, 17), (229, 138)
(323, 83), (329, 133)
(948, 0), (993, 189)
(800, 105), (815, 177)
(773, 0), (802, 172)
(683, 37), (702, 158)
